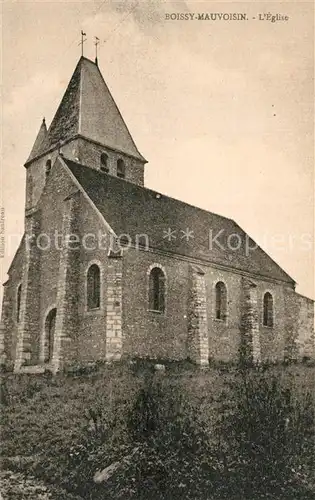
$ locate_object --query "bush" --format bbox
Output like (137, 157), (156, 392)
(220, 367), (315, 498)
(2, 363), (315, 499)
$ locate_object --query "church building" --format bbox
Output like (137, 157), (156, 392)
(1, 56), (314, 373)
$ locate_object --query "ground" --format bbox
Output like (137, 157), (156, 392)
(1, 360), (315, 499)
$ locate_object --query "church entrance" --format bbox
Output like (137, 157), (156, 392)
(44, 308), (57, 363)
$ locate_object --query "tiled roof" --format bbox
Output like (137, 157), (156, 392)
(63, 158), (295, 285)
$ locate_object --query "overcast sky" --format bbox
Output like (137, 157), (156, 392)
(1, 0), (314, 300)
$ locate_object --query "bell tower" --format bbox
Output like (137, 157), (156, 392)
(24, 56), (147, 211)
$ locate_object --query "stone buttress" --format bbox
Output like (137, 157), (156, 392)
(240, 278), (260, 364)
(14, 210), (41, 372)
(187, 265), (209, 365)
(105, 250), (123, 361)
(51, 192), (80, 373)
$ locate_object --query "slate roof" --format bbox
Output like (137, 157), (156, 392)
(64, 158), (295, 285)
(27, 57), (145, 163)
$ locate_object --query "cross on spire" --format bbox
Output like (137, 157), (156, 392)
(94, 36), (100, 65)
(79, 30), (87, 57)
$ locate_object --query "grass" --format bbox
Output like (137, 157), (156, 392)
(1, 360), (314, 499)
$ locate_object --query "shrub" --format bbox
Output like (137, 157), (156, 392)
(220, 367), (315, 499)
(2, 363), (315, 499)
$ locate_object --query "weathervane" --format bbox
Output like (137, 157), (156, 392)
(94, 36), (100, 64)
(79, 30), (87, 57)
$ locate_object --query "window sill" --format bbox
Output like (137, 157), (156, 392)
(85, 308), (103, 316)
(213, 318), (228, 323)
(148, 309), (164, 315)
(262, 324), (274, 329)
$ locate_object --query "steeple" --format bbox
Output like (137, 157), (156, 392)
(39, 56), (145, 162)
(24, 55), (146, 212)
(26, 118), (48, 163)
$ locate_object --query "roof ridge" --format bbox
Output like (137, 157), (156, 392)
(44, 58), (82, 150)
(26, 118), (48, 163)
(93, 61), (145, 161)
(63, 157), (232, 222)
(78, 57), (83, 134)
(63, 157), (296, 285)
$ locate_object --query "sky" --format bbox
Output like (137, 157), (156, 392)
(1, 0), (314, 300)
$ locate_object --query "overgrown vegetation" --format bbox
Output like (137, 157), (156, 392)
(1, 361), (314, 499)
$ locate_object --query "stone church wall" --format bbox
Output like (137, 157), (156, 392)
(75, 198), (110, 363)
(205, 268), (241, 362)
(17, 211), (42, 367)
(28, 158), (77, 369)
(4, 157), (110, 369)
(0, 247), (24, 367)
(25, 135), (145, 213)
(37, 158), (114, 367)
(25, 149), (61, 210)
(1, 154), (312, 369)
(296, 294), (315, 359)
(256, 280), (287, 362)
(122, 247), (297, 364)
(122, 249), (189, 361)
(37, 161), (70, 324)
(75, 137), (145, 186)
(187, 265), (209, 365)
(122, 248), (244, 363)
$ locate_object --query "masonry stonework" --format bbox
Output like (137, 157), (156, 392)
(1, 55), (314, 372)
(75, 137), (145, 186)
(240, 278), (260, 364)
(187, 265), (209, 365)
(295, 294), (315, 360)
(14, 211), (41, 372)
(0, 284), (11, 366)
(122, 249), (189, 361)
(105, 253), (123, 361)
(51, 193), (80, 373)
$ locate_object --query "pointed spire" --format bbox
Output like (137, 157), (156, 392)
(26, 118), (48, 163)
(43, 57), (145, 161)
(94, 36), (100, 66)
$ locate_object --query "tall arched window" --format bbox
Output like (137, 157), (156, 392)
(44, 307), (57, 363)
(215, 281), (227, 320)
(117, 159), (126, 179)
(149, 267), (165, 312)
(263, 292), (274, 327)
(45, 159), (52, 176)
(16, 284), (22, 322)
(87, 264), (101, 310)
(100, 153), (109, 173)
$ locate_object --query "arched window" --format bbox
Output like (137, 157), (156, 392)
(100, 153), (109, 173)
(44, 308), (57, 363)
(263, 292), (274, 327)
(45, 159), (52, 176)
(149, 267), (165, 312)
(215, 281), (227, 320)
(16, 284), (22, 322)
(87, 264), (101, 310)
(117, 159), (126, 179)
